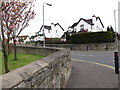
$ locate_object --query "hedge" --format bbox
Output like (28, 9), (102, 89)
(71, 31), (115, 44)
(36, 38), (71, 44)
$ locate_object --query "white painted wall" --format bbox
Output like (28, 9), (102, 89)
(96, 19), (104, 32)
(75, 20), (92, 32)
(74, 17), (104, 32)
(37, 24), (64, 41)
(92, 16), (96, 30)
(24, 37), (30, 43)
(51, 25), (64, 38)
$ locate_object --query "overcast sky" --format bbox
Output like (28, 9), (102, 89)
(20, 0), (120, 36)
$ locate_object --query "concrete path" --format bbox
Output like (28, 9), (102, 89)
(65, 59), (118, 88)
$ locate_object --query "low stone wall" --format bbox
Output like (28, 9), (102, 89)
(2, 46), (71, 89)
(16, 45), (60, 56)
(37, 42), (116, 51)
(71, 42), (116, 51)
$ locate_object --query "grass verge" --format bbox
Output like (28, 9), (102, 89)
(0, 53), (45, 75)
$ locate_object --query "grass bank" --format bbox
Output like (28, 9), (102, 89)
(0, 53), (45, 75)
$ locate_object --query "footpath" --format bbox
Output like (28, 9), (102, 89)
(65, 59), (118, 88)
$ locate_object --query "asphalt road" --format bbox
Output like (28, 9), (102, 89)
(71, 51), (116, 67)
(65, 51), (118, 88)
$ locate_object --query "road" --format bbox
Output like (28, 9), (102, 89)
(65, 50), (118, 88)
(71, 51), (116, 67)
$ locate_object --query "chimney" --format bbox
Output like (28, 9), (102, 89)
(92, 15), (96, 30)
(92, 14), (96, 17)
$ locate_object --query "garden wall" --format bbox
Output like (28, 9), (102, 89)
(1, 46), (71, 89)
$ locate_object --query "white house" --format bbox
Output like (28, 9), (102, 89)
(69, 15), (104, 32)
(9, 35), (30, 44)
(36, 23), (65, 41)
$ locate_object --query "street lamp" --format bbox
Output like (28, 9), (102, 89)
(114, 9), (120, 51)
(43, 2), (52, 47)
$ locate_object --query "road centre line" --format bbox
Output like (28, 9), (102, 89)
(72, 59), (115, 70)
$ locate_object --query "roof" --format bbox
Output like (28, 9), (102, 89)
(70, 16), (104, 29)
(18, 35), (29, 40)
(39, 25), (52, 32)
(18, 35), (29, 38)
(38, 23), (64, 34)
(53, 23), (65, 31)
(96, 17), (104, 28)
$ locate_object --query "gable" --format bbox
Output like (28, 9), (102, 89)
(53, 23), (65, 31)
(96, 17), (104, 28)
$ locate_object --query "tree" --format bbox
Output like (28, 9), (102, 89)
(1, 18), (10, 73)
(1, 0), (36, 60)
(109, 25), (114, 32)
(107, 25), (114, 32)
(0, 0), (36, 73)
(107, 26), (110, 31)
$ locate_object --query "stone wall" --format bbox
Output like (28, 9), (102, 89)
(16, 45), (60, 56)
(37, 42), (116, 51)
(1, 46), (71, 89)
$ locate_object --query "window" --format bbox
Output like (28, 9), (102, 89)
(48, 30), (50, 33)
(80, 25), (84, 31)
(74, 29), (77, 32)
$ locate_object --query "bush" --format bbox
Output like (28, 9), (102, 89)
(71, 31), (115, 44)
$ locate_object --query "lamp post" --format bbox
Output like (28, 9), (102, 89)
(114, 9), (120, 51)
(114, 9), (120, 74)
(43, 2), (52, 47)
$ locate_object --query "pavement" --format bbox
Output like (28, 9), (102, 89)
(65, 59), (119, 88)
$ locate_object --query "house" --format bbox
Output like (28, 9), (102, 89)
(17, 35), (30, 43)
(36, 23), (65, 41)
(30, 35), (38, 42)
(68, 15), (104, 33)
(9, 35), (30, 44)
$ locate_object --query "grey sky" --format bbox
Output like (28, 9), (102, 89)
(20, 0), (120, 36)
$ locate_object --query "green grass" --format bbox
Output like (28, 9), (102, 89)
(0, 53), (45, 75)
(19, 43), (35, 45)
